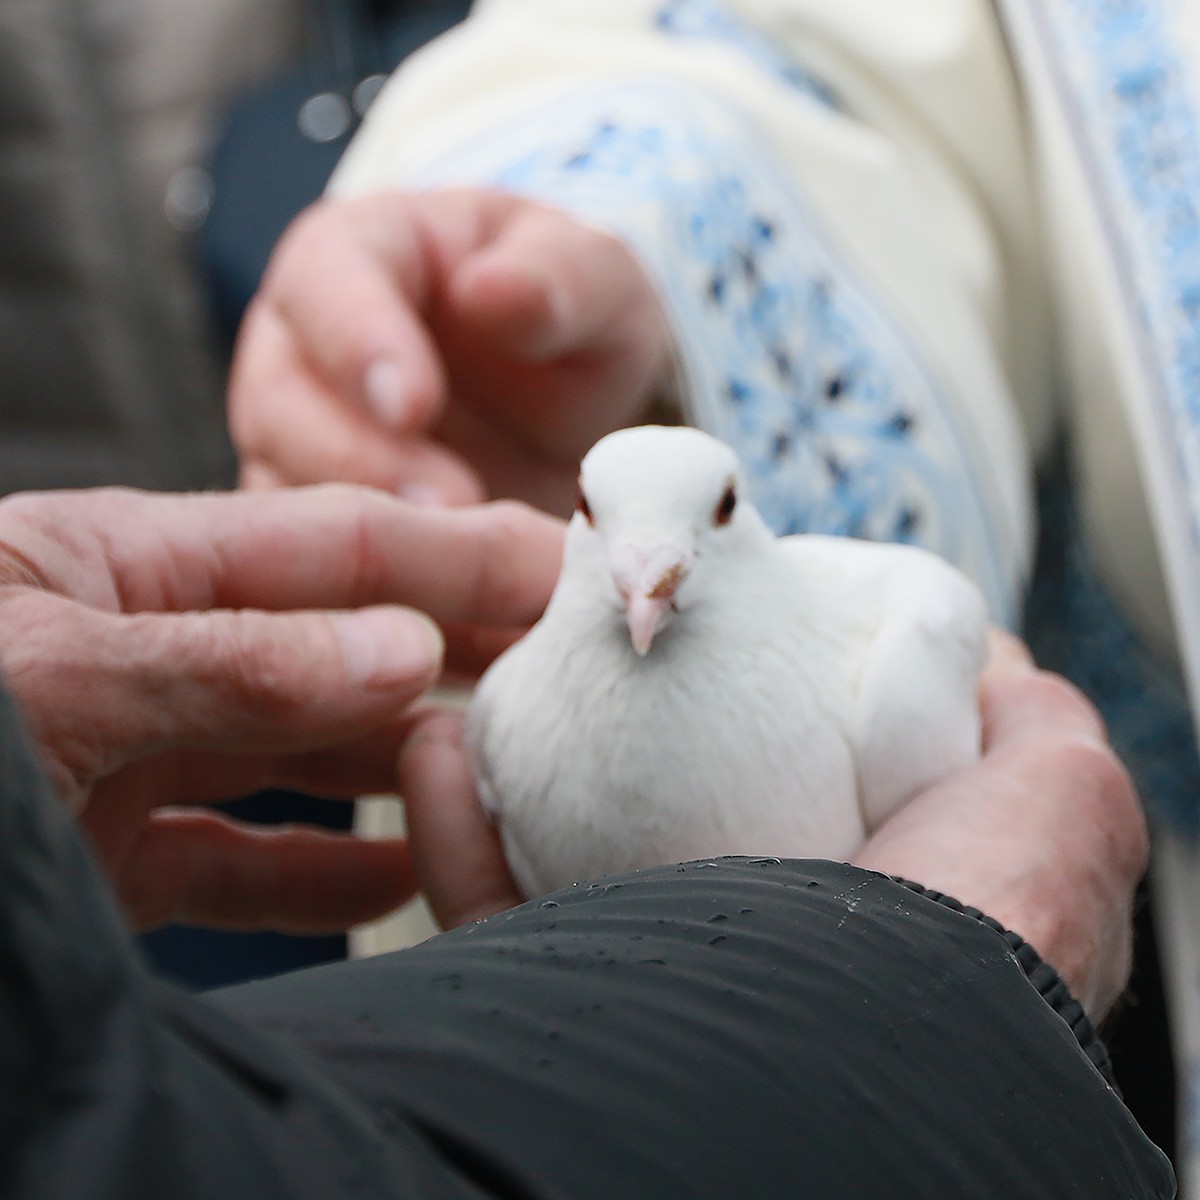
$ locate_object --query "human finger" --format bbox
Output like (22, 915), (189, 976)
(981, 626), (1036, 673)
(451, 199), (666, 361)
(0, 486), (563, 627)
(117, 808), (416, 932)
(978, 651), (1109, 751)
(0, 591), (443, 804)
(230, 304), (484, 502)
(79, 717), (420, 827)
(249, 195), (449, 433)
(444, 201), (674, 454)
(398, 708), (522, 928)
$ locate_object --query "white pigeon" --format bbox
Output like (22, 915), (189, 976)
(465, 425), (989, 899)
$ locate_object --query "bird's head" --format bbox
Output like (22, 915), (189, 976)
(568, 425), (770, 656)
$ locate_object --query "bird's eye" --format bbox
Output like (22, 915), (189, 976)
(714, 484), (737, 526)
(576, 485), (595, 526)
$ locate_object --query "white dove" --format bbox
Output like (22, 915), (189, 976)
(466, 425), (988, 899)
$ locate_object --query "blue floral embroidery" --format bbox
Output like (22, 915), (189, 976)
(410, 80), (1019, 622)
(654, 0), (843, 111)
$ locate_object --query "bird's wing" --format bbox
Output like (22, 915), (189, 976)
(783, 536), (988, 832)
(852, 548), (987, 830)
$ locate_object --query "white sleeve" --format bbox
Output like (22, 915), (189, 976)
(333, 0), (1042, 625)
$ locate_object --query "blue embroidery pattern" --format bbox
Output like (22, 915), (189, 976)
(654, 0), (843, 111)
(411, 80), (1018, 621)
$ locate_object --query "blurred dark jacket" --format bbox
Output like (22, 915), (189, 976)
(0, 0), (303, 493)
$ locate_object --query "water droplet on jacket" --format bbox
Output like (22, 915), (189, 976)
(739, 908), (754, 915)
(707, 934), (728, 946)
(539, 900), (561, 909)
(707, 913), (729, 923)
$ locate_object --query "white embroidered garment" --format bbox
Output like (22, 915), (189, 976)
(332, 0), (1041, 627)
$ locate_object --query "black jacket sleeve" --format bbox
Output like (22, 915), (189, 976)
(0, 685), (1176, 1199)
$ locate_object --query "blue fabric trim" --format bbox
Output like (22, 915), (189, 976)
(411, 79), (1020, 622)
(653, 0), (843, 111)
(1041, 1), (1200, 588)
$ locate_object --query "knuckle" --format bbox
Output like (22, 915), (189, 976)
(203, 612), (307, 722)
(1053, 734), (1149, 876)
(484, 498), (540, 540)
(0, 597), (127, 801)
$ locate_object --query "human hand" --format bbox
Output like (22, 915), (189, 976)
(0, 485), (562, 932)
(855, 631), (1147, 1021)
(402, 632), (1146, 1021)
(228, 188), (675, 515)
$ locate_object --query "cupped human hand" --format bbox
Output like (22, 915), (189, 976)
(229, 188), (676, 516)
(855, 631), (1148, 1022)
(401, 631), (1146, 1022)
(0, 485), (562, 933)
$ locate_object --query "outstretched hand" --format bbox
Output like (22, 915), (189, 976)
(0, 485), (563, 933)
(400, 632), (1147, 1021)
(229, 188), (675, 515)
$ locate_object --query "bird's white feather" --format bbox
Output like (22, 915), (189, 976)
(466, 426), (987, 898)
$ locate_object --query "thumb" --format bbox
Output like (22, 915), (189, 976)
(398, 708), (522, 929)
(978, 632), (1108, 752)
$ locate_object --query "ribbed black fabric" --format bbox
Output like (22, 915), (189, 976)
(895, 879), (1119, 1086)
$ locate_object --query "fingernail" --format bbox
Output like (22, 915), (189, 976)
(364, 357), (408, 428)
(336, 607), (444, 692)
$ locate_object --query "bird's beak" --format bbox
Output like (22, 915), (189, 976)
(615, 554), (690, 656)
